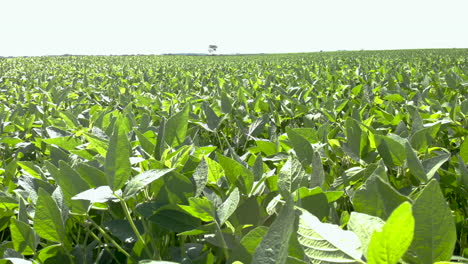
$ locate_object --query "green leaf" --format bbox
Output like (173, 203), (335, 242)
(278, 156), (306, 201)
(220, 91), (232, 114)
(216, 188), (240, 225)
(461, 139), (468, 163)
(404, 180), (457, 264)
(294, 187), (330, 221)
(124, 168), (175, 198)
(179, 197), (216, 222)
(164, 104), (190, 147)
(34, 189), (65, 243)
(405, 141), (427, 183)
(76, 163), (107, 188)
(45, 161), (90, 213)
(407, 105), (424, 133)
(376, 134), (406, 168)
(0, 196), (18, 210)
(241, 226), (269, 255)
(72, 185), (118, 203)
(353, 176), (409, 220)
(37, 244), (73, 263)
(384, 93), (405, 103)
(149, 207), (201, 232)
(105, 116), (132, 191)
(192, 158), (208, 197)
(154, 117), (166, 160)
(43, 136), (81, 151)
(348, 212), (385, 257)
(344, 117), (363, 160)
(296, 208), (364, 263)
(310, 151), (325, 188)
(9, 219), (37, 255)
(252, 199), (296, 264)
(203, 102), (221, 131)
(217, 154), (254, 195)
(287, 128), (313, 165)
(135, 129), (155, 155)
(410, 123), (441, 152)
(206, 156), (224, 184)
(252, 154), (264, 181)
(422, 153), (450, 180)
(367, 202), (414, 264)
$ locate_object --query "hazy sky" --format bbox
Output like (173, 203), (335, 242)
(1, 0), (467, 56)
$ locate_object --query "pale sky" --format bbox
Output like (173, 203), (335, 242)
(1, 0), (467, 56)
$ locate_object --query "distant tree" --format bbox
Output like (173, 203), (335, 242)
(208, 45), (218, 55)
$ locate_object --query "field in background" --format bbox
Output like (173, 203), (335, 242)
(0, 49), (468, 263)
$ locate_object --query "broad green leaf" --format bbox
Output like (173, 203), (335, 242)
(410, 123), (441, 152)
(353, 176), (409, 220)
(43, 136), (81, 151)
(203, 102), (221, 131)
(310, 151), (325, 188)
(135, 129), (155, 155)
(422, 153), (450, 180)
(407, 105), (424, 133)
(296, 208), (364, 263)
(178, 222), (218, 236)
(16, 161), (42, 179)
(404, 180), (457, 264)
(252, 154), (264, 181)
(294, 187), (329, 221)
(248, 115), (267, 137)
(179, 197), (216, 222)
(457, 155), (468, 188)
(9, 219), (37, 255)
(344, 117), (363, 160)
(76, 163), (107, 188)
(278, 156), (306, 201)
(216, 188), (240, 225)
(405, 141), (427, 183)
(221, 91), (232, 114)
(217, 154), (254, 195)
(252, 140), (278, 156)
(105, 116), (132, 191)
(287, 128), (313, 165)
(149, 207), (201, 232)
(241, 226), (269, 255)
(461, 139), (468, 163)
(34, 189), (65, 243)
(384, 93), (405, 103)
(376, 134), (406, 168)
(72, 185), (118, 203)
(154, 117), (166, 160)
(206, 156), (224, 183)
(192, 158), (208, 197)
(367, 202), (414, 264)
(164, 104), (189, 147)
(348, 212), (385, 257)
(252, 199), (296, 264)
(45, 161), (90, 213)
(124, 168), (175, 198)
(37, 244), (73, 263)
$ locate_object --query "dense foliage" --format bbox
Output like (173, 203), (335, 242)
(0, 49), (467, 264)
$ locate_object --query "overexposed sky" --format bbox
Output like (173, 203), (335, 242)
(1, 0), (467, 56)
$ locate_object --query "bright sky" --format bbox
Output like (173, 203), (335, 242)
(1, 0), (467, 56)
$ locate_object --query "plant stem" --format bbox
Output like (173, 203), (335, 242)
(118, 196), (158, 259)
(88, 229), (124, 264)
(88, 217), (131, 259)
